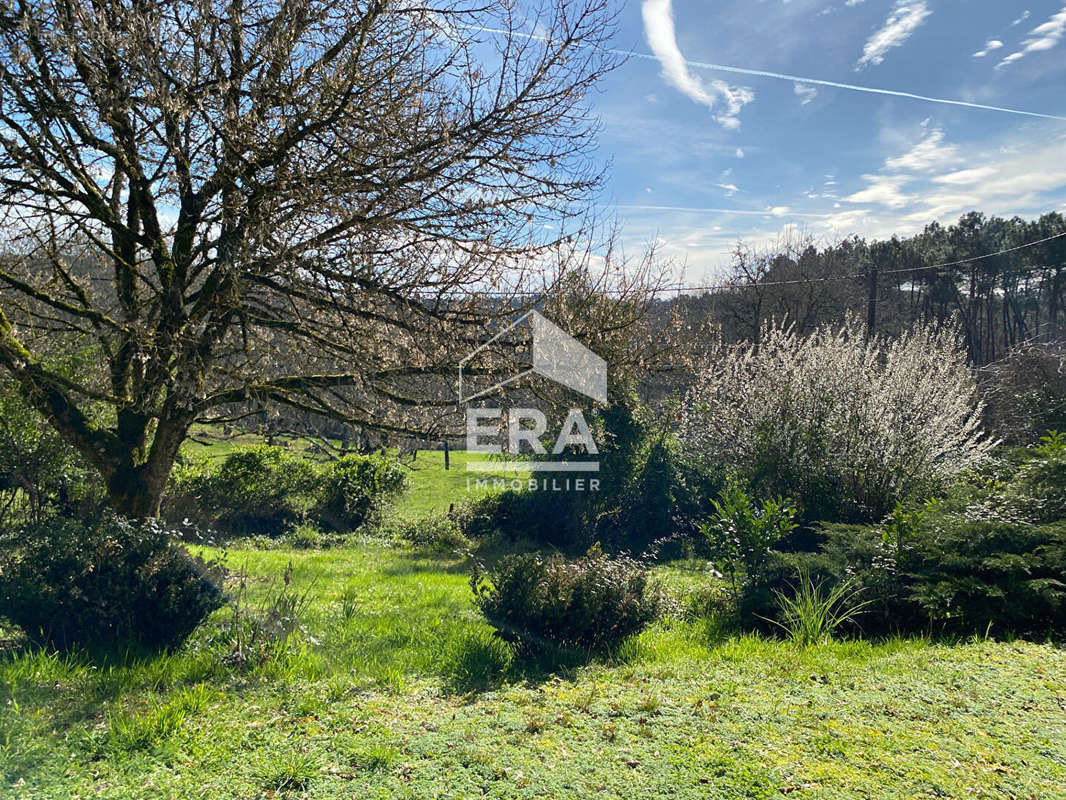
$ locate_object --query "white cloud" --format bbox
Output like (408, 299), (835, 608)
(932, 166), (998, 186)
(1011, 10), (1031, 27)
(856, 1), (932, 69)
(997, 5), (1066, 69)
(793, 83), (819, 105)
(735, 148), (745, 159)
(843, 127), (958, 210)
(843, 125), (1066, 227)
(641, 0), (755, 128)
(716, 183), (739, 196)
(617, 127), (1066, 279)
(972, 39), (1003, 58)
(884, 128), (961, 172)
(845, 174), (913, 208)
(845, 0), (865, 6)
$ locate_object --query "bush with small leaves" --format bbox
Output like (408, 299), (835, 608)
(700, 481), (797, 605)
(314, 453), (407, 532)
(284, 522), (326, 550)
(1003, 431), (1066, 523)
(382, 514), (472, 552)
(175, 445), (319, 535)
(0, 368), (105, 526)
(0, 514), (225, 651)
(456, 394), (721, 556)
(471, 543), (668, 652)
(748, 437), (1066, 636)
(681, 315), (993, 524)
(163, 447), (406, 536)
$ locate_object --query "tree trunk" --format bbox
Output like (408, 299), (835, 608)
(107, 471), (168, 519)
(105, 416), (191, 519)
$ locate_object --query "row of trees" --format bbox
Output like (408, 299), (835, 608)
(691, 212), (1066, 365)
(0, 1), (1062, 524)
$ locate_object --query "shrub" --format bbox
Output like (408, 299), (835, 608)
(980, 342), (1066, 445)
(458, 489), (583, 549)
(164, 447), (406, 536)
(314, 453), (407, 532)
(471, 544), (667, 652)
(905, 516), (1066, 634)
(748, 439), (1066, 637)
(0, 514), (225, 651)
(457, 394), (720, 555)
(284, 522), (326, 550)
(0, 372), (104, 525)
(1002, 431), (1066, 523)
(186, 446), (319, 535)
(161, 453), (213, 530)
(700, 482), (796, 604)
(741, 525), (905, 632)
(382, 514), (471, 552)
(680, 315), (994, 524)
(589, 398), (722, 555)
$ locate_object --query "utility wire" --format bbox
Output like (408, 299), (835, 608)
(634, 229), (1066, 297)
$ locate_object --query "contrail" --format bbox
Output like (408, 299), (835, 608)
(459, 24), (1066, 122)
(622, 51), (1066, 122)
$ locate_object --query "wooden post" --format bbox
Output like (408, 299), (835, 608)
(443, 438), (450, 471)
(866, 262), (879, 341)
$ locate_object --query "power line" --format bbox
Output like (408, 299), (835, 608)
(398, 228), (1066, 300)
(637, 229), (1066, 296)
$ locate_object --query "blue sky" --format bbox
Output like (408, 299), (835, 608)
(588, 0), (1066, 281)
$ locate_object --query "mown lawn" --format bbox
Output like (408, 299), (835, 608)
(180, 430), (524, 519)
(2, 544), (1064, 799)
(392, 450), (531, 519)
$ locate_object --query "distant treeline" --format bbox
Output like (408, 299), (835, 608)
(668, 211), (1066, 366)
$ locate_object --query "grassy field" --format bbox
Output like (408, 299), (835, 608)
(3, 456), (1065, 798)
(2, 541), (1065, 799)
(180, 431), (525, 519)
(392, 450), (531, 518)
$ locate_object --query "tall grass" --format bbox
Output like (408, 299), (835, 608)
(767, 568), (872, 646)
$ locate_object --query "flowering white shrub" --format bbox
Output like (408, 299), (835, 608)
(679, 315), (994, 522)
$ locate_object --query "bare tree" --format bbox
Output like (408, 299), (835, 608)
(0, 0), (631, 516)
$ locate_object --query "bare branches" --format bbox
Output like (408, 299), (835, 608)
(0, 0), (637, 514)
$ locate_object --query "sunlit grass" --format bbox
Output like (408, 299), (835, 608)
(2, 542), (1064, 799)
(180, 430), (525, 520)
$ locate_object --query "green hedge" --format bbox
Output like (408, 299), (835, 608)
(164, 446), (406, 536)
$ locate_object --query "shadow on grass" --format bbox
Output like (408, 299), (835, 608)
(376, 534), (551, 579)
(439, 634), (599, 698)
(374, 550), (471, 578)
(437, 614), (734, 698)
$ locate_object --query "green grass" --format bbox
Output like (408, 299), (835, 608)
(180, 429), (524, 519)
(393, 449), (531, 518)
(2, 544), (1065, 799)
